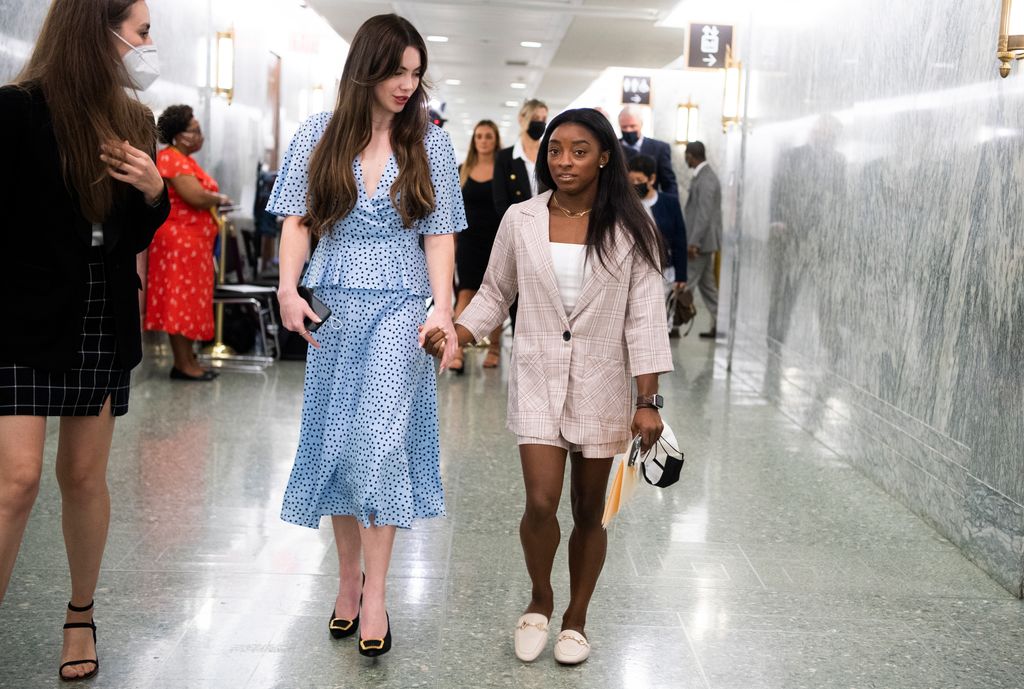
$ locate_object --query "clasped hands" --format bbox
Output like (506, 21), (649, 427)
(417, 311), (460, 372)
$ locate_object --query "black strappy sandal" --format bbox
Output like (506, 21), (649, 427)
(59, 600), (98, 682)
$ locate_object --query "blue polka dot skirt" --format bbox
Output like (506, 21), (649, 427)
(280, 287), (445, 529)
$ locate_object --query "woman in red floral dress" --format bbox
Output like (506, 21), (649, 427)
(146, 105), (230, 381)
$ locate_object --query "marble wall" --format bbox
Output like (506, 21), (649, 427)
(0, 0), (346, 216)
(719, 0), (1024, 596)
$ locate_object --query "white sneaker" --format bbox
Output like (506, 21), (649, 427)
(513, 613), (550, 662)
(553, 629), (590, 665)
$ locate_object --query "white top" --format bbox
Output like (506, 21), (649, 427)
(549, 242), (588, 316)
(640, 190), (659, 214)
(512, 137), (539, 198)
(91, 222), (104, 247)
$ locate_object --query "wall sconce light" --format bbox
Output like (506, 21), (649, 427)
(676, 101), (700, 143)
(998, 0), (1024, 77)
(214, 30), (235, 103)
(310, 84), (326, 113)
(722, 45), (743, 132)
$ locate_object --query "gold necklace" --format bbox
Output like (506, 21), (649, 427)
(551, 194), (592, 218)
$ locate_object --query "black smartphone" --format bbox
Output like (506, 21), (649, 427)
(296, 286), (332, 332)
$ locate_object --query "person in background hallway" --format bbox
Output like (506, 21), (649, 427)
(768, 115), (846, 348)
(270, 14), (466, 658)
(683, 141), (723, 339)
(451, 120), (503, 372)
(618, 106), (678, 195)
(423, 108), (671, 666)
(627, 154), (689, 336)
(494, 98), (548, 333)
(145, 104), (231, 381)
(0, 0), (169, 681)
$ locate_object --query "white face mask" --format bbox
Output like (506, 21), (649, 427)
(111, 31), (160, 91)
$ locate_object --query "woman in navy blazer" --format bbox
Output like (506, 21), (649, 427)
(628, 154), (688, 286)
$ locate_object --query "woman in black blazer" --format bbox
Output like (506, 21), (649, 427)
(492, 98), (548, 331)
(0, 0), (168, 682)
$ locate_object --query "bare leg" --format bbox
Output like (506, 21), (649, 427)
(168, 334), (203, 376)
(519, 444), (568, 619)
(331, 515), (363, 620)
(55, 397), (116, 679)
(0, 415), (47, 604)
(483, 326), (502, 368)
(561, 454), (614, 637)
(359, 518), (396, 640)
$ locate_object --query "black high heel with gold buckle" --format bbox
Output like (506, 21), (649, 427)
(358, 612), (392, 657)
(329, 573), (364, 639)
(59, 600), (98, 682)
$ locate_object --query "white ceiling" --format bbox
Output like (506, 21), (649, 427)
(306, 0), (691, 153)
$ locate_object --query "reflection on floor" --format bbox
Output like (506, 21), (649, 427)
(2, 331), (1021, 689)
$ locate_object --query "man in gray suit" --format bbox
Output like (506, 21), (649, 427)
(683, 141), (723, 339)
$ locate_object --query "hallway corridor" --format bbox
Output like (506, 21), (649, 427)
(2, 334), (1020, 689)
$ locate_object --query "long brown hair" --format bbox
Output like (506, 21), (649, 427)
(16, 0), (157, 223)
(459, 120), (501, 187)
(305, 14), (433, 234)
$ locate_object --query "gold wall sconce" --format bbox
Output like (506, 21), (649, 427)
(676, 101), (700, 143)
(998, 0), (1024, 77)
(214, 30), (235, 102)
(721, 45), (743, 132)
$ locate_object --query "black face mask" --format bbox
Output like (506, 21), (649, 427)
(526, 120), (546, 141)
(622, 130), (640, 146)
(633, 182), (649, 197)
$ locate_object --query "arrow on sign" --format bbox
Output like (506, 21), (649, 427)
(703, 54), (717, 67)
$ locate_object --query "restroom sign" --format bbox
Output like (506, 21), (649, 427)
(622, 76), (651, 105)
(687, 23), (733, 70)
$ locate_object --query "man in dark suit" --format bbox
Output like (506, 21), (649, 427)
(683, 141), (723, 340)
(618, 106), (678, 195)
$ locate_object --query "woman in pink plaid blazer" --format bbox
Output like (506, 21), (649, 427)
(422, 108), (673, 665)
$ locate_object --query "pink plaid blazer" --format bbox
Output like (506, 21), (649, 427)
(457, 191), (673, 446)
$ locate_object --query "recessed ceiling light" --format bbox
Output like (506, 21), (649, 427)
(504, 100), (519, 107)
(444, 79), (461, 85)
(520, 41), (542, 48)
(510, 82), (526, 89)
(427, 35), (448, 43)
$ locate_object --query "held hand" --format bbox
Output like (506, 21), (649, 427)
(418, 311), (458, 371)
(631, 408), (664, 454)
(278, 289), (322, 349)
(687, 245), (700, 259)
(100, 140), (164, 203)
(419, 327), (447, 359)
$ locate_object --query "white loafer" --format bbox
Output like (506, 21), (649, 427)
(553, 629), (590, 665)
(513, 613), (550, 662)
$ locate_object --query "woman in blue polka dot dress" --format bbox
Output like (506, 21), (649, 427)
(268, 14), (466, 657)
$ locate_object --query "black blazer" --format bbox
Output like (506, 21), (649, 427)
(0, 83), (170, 371)
(650, 192), (688, 283)
(492, 145), (547, 218)
(622, 136), (678, 196)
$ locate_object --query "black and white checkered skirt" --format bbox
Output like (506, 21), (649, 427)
(0, 250), (131, 416)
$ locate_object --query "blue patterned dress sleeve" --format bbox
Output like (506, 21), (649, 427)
(417, 124), (468, 236)
(266, 112), (331, 218)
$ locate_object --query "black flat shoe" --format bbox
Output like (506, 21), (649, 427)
(169, 367), (217, 381)
(330, 572), (364, 639)
(698, 328), (717, 339)
(59, 601), (98, 682)
(358, 613), (392, 657)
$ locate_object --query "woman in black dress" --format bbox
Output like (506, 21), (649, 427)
(452, 120), (503, 371)
(0, 0), (169, 681)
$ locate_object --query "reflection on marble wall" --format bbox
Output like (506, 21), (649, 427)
(719, 0), (1024, 596)
(0, 0), (345, 216)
